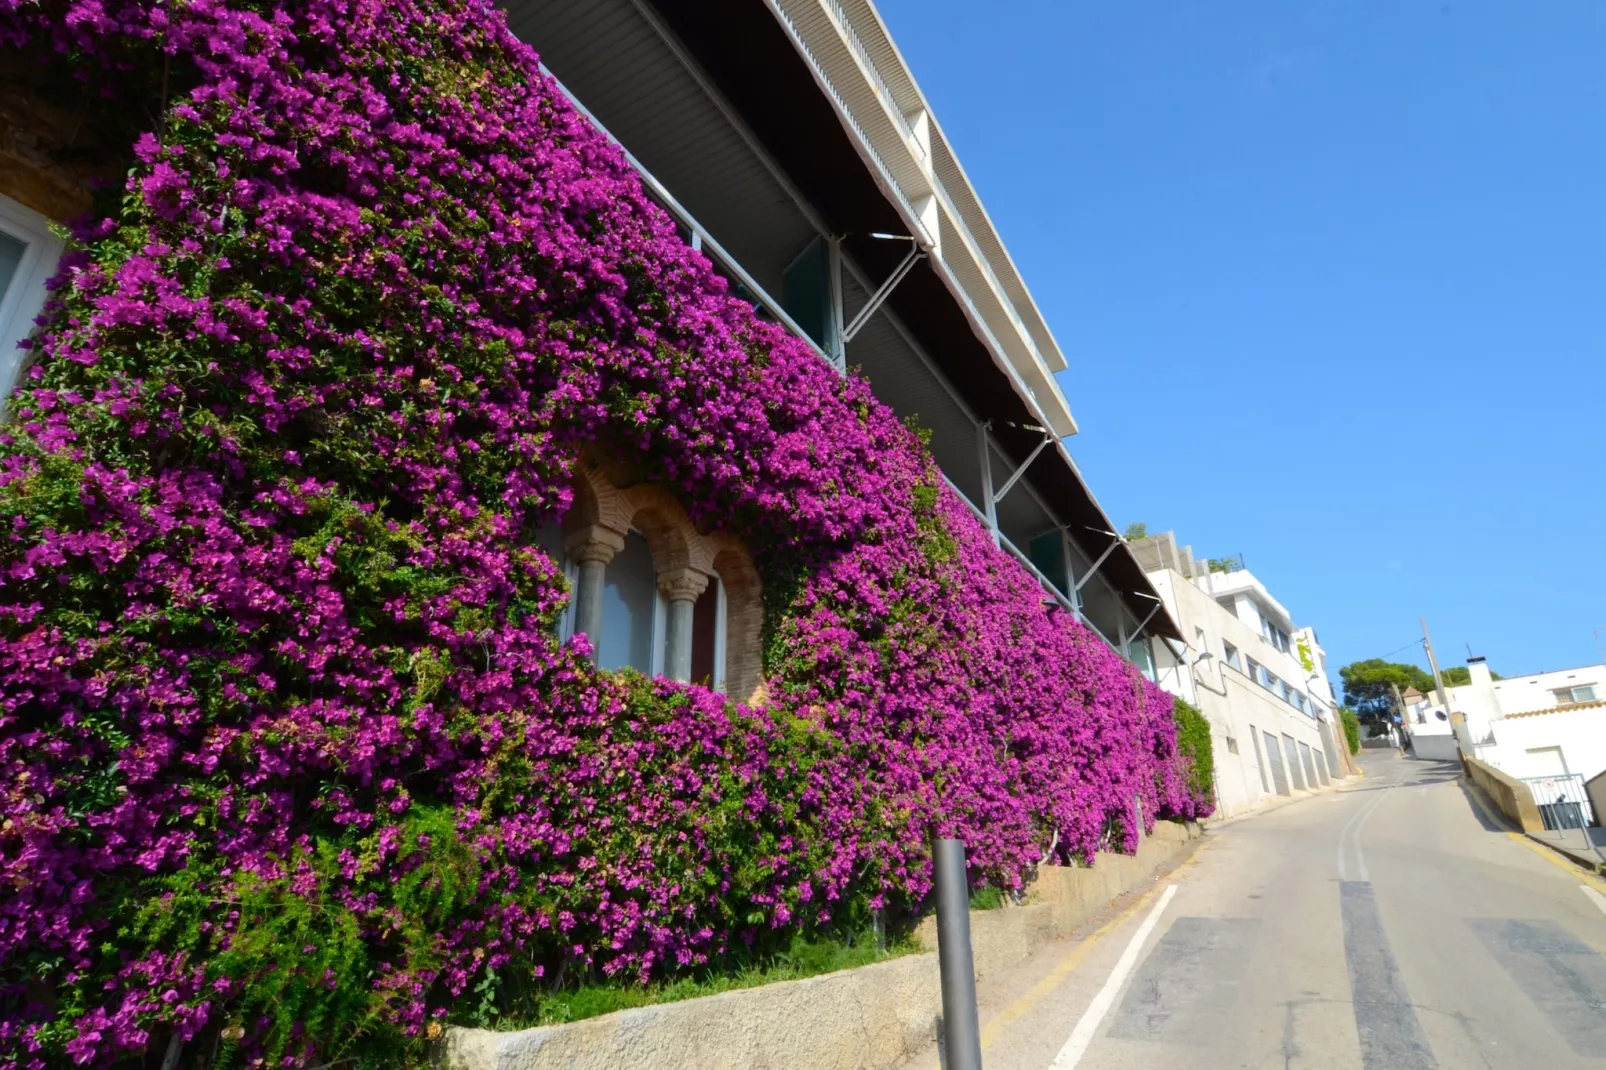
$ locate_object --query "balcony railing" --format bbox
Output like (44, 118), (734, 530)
(539, 64), (829, 367)
(542, 62), (1116, 659)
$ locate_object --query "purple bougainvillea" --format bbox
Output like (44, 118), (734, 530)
(0, 0), (1209, 1064)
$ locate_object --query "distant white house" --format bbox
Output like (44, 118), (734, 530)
(1401, 684), (1458, 761)
(1130, 532), (1348, 819)
(1404, 657), (1605, 824)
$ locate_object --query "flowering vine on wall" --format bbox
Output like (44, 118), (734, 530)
(0, 0), (1210, 1065)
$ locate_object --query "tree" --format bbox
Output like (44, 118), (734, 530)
(1338, 659), (1434, 722)
(1438, 665), (1502, 687)
(1338, 659), (1504, 722)
(1123, 522), (1148, 542)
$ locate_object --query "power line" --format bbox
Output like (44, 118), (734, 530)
(1373, 637), (1427, 661)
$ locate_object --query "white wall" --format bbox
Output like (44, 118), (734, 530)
(1485, 709), (1606, 782)
(0, 193), (66, 403)
(1439, 661), (1606, 784)
(1147, 568), (1337, 819)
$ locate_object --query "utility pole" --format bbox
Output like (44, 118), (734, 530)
(1421, 617), (1451, 713)
(1390, 681), (1409, 754)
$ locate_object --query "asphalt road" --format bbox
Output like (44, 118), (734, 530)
(950, 750), (1606, 1070)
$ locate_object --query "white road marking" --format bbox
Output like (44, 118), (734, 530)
(1048, 884), (1178, 1069)
(1583, 885), (1606, 918)
(1336, 784), (1394, 882)
(1351, 789), (1391, 883)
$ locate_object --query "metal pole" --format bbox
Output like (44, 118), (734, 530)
(933, 838), (982, 1070)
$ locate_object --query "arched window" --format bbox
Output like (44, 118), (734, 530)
(547, 465), (763, 702)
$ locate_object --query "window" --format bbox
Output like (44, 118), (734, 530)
(689, 577), (726, 690)
(598, 531), (658, 673)
(1553, 685), (1598, 705)
(556, 468), (764, 700)
(781, 236), (837, 353)
(0, 193), (67, 404)
(1028, 529), (1070, 597)
(1292, 690), (1308, 714)
(1223, 641), (1241, 671)
(1259, 612), (1291, 653)
(1127, 635), (1155, 681)
(1246, 656), (1262, 685)
(536, 523), (577, 638)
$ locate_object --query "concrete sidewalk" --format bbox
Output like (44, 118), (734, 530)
(1530, 824), (1606, 871)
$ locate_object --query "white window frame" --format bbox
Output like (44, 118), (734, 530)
(0, 193), (67, 405)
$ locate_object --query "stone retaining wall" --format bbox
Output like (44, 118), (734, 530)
(437, 821), (1201, 1070)
(1463, 754), (1543, 833)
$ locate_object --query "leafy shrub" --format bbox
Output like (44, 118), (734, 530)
(1341, 708), (1362, 754)
(1170, 699), (1216, 814)
(0, 0), (1204, 1065)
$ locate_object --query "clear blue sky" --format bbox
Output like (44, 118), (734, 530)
(876, 0), (1606, 684)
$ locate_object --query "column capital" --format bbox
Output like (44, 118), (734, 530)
(564, 523), (626, 565)
(657, 567), (711, 603)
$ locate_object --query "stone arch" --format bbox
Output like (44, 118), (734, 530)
(619, 484), (698, 578)
(556, 460), (763, 701)
(564, 460), (634, 541)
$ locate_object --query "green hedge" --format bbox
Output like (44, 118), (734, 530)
(1341, 708), (1362, 754)
(1172, 699), (1215, 812)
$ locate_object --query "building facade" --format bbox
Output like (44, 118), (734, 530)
(1404, 657), (1605, 823)
(1134, 532), (1349, 817)
(1, 0), (1181, 676)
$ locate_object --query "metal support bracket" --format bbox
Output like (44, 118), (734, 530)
(1130, 597), (1163, 642)
(842, 246), (925, 343)
(1073, 530), (1123, 593)
(992, 431), (1053, 504)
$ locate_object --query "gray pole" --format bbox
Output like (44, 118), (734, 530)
(933, 838), (982, 1070)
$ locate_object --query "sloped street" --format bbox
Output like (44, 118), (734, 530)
(941, 752), (1606, 1070)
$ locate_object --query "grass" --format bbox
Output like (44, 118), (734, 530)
(967, 884), (1007, 910)
(486, 928), (924, 1030)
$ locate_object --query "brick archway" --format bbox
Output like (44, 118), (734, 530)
(559, 460), (765, 704)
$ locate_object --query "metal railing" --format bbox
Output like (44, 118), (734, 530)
(1522, 773), (1595, 829)
(542, 54), (1137, 666)
(538, 65), (831, 368)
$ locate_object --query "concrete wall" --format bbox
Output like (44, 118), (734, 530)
(1145, 569), (1340, 820)
(1588, 770), (1606, 830)
(1411, 733), (1460, 762)
(437, 823), (1201, 1070)
(1464, 755), (1544, 833)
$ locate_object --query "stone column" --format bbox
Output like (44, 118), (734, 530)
(565, 524), (625, 662)
(658, 568), (710, 683)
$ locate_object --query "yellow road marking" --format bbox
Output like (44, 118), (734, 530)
(1463, 779), (1606, 894)
(1503, 830), (1606, 895)
(978, 833), (1218, 1050)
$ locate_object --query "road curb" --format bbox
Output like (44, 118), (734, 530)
(1461, 776), (1606, 890)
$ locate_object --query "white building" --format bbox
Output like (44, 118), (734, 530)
(1132, 533), (1349, 819)
(1404, 657), (1605, 822)
(1400, 684), (1458, 761)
